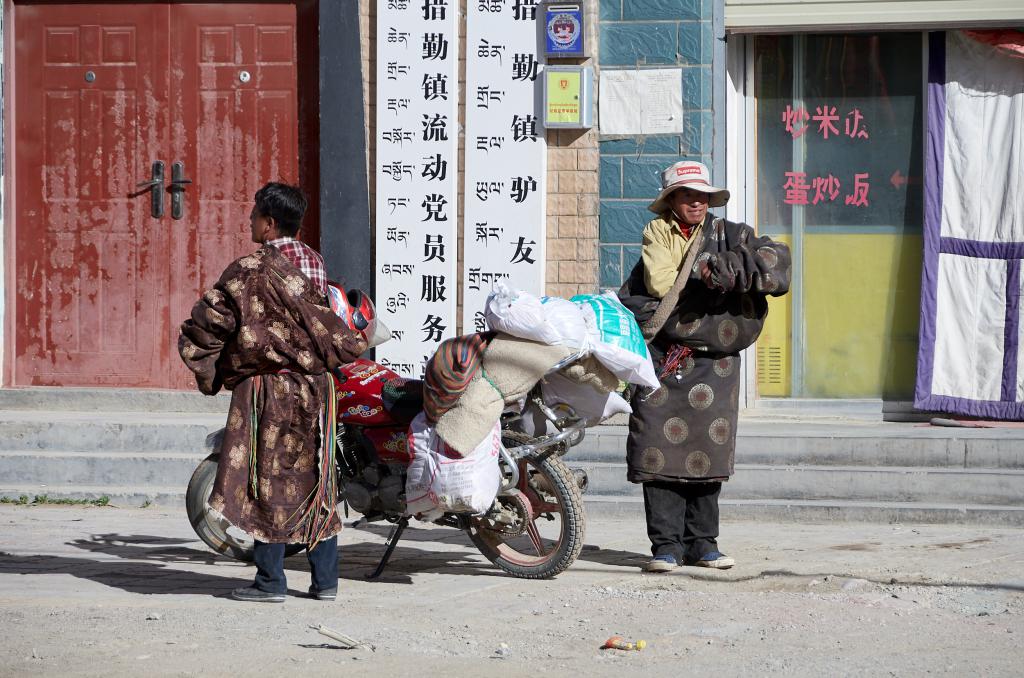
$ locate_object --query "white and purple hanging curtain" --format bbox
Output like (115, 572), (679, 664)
(916, 30), (1024, 420)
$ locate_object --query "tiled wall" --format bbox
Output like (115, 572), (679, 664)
(598, 0), (716, 289)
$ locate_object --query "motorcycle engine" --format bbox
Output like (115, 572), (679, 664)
(340, 478), (375, 514)
(340, 467), (406, 515)
(377, 473), (405, 511)
(337, 427), (407, 515)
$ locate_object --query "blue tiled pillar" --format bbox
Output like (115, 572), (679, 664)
(598, 0), (718, 289)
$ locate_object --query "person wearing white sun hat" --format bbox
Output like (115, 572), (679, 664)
(617, 160), (792, 574)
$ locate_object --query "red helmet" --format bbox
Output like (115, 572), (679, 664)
(327, 285), (377, 343)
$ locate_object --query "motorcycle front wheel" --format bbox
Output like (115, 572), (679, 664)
(466, 436), (586, 579)
(186, 453), (305, 562)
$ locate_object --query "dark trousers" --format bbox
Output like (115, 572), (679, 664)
(253, 536), (338, 594)
(642, 481), (721, 563)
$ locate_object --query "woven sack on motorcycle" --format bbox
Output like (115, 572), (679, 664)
(405, 412), (501, 519)
(571, 292), (660, 389)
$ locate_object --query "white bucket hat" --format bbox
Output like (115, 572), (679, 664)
(647, 160), (730, 213)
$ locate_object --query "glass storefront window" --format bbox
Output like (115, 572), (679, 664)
(752, 33), (924, 399)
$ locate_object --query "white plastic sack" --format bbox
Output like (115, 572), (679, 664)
(539, 296), (591, 351)
(572, 292), (660, 390)
(405, 412), (502, 519)
(483, 283), (561, 345)
(541, 372), (632, 426)
(484, 283), (590, 351)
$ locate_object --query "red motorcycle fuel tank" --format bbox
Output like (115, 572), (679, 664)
(332, 358), (423, 429)
(361, 426), (414, 464)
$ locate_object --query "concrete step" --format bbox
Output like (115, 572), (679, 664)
(0, 410), (223, 454)
(2, 391), (1023, 526)
(570, 461), (1024, 506)
(583, 495), (1024, 526)
(572, 423), (1024, 469)
(0, 387), (230, 413)
(0, 451), (206, 488)
(0, 484), (184, 508)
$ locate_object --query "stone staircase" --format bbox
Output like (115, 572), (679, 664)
(572, 415), (1024, 525)
(0, 388), (228, 507)
(1, 389), (1023, 525)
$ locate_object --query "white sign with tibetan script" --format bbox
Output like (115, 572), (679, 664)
(375, 0), (459, 377)
(462, 0), (547, 333)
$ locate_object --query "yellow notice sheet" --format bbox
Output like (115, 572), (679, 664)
(546, 70), (581, 124)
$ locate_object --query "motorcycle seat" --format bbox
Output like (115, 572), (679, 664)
(380, 377), (425, 425)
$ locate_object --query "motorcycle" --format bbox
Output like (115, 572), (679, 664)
(186, 342), (593, 580)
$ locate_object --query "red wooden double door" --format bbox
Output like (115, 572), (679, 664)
(12, 2), (300, 388)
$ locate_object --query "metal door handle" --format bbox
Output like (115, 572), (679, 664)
(136, 161), (165, 218)
(169, 161), (192, 220)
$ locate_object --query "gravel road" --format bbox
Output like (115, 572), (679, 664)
(1, 505), (1021, 677)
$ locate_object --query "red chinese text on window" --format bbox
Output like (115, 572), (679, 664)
(782, 172), (870, 207)
(812, 105), (840, 139)
(845, 109), (870, 139)
(781, 105), (870, 140)
(781, 105), (811, 139)
(844, 173), (870, 206)
(782, 171), (811, 205)
(811, 175), (841, 204)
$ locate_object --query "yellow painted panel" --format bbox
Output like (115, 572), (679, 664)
(803, 233), (922, 398)
(757, 234), (791, 396)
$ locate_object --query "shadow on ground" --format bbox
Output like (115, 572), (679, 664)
(3, 527), (1019, 598)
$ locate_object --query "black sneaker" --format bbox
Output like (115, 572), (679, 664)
(231, 586), (286, 603)
(642, 554), (680, 573)
(308, 586), (337, 601)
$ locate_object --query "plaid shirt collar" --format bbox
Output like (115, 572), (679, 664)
(265, 237), (328, 294)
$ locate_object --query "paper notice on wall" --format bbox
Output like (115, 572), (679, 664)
(598, 69), (683, 135)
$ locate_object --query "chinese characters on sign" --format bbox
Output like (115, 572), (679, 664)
(375, 0), (459, 377)
(462, 0), (547, 333)
(781, 105), (870, 140)
(782, 172), (871, 207)
(779, 104), (872, 207)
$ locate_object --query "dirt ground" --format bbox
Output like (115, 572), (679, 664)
(0, 505), (1022, 677)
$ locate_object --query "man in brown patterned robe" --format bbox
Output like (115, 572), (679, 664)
(618, 161), (791, 573)
(179, 183), (366, 602)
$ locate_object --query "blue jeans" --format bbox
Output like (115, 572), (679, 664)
(253, 536), (338, 594)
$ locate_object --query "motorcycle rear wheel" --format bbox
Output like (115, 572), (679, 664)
(186, 453), (305, 562)
(466, 437), (586, 579)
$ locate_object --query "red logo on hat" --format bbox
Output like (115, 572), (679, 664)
(676, 166), (703, 176)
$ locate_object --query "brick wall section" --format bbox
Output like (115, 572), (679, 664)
(541, 0), (601, 300)
(597, 0), (715, 290)
(358, 0), (599, 328)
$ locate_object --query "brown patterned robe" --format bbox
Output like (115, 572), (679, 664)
(178, 245), (366, 542)
(619, 219), (791, 484)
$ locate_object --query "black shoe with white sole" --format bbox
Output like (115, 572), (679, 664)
(231, 586), (286, 603)
(308, 586), (337, 601)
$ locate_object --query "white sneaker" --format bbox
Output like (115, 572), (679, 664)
(692, 552), (735, 569)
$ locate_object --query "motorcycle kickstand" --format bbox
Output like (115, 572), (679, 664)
(365, 516), (409, 580)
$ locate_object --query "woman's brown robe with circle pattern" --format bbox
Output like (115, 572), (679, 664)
(619, 219), (792, 484)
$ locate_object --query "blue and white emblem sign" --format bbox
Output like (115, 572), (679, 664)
(544, 6), (584, 57)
